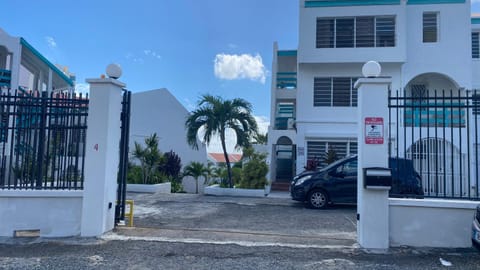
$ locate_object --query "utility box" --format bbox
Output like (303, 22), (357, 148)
(363, 167), (392, 190)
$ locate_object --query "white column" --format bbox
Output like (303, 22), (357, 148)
(9, 43), (21, 90)
(355, 71), (391, 250)
(81, 77), (124, 237)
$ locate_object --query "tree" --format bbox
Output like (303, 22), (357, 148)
(183, 161), (208, 194)
(131, 133), (163, 184)
(252, 132), (268, 145)
(185, 95), (258, 188)
(323, 146), (339, 165)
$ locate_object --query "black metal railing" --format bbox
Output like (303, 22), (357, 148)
(389, 89), (480, 200)
(115, 89), (131, 224)
(0, 89), (89, 190)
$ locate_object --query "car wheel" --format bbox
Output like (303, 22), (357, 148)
(307, 189), (328, 209)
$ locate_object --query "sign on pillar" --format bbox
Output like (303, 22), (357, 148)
(354, 61), (392, 250)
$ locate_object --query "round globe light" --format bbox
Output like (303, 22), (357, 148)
(362, 61), (381, 78)
(106, 63), (122, 79)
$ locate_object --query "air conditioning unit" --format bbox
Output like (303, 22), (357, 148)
(287, 118), (295, 130)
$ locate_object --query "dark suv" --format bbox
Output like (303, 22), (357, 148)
(290, 155), (424, 209)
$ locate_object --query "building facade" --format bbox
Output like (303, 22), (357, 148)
(269, 0), (480, 193)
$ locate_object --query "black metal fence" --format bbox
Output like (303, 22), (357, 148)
(0, 90), (89, 190)
(389, 89), (480, 200)
(115, 90), (131, 224)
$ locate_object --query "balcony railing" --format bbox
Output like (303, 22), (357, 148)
(276, 72), (297, 89)
(0, 69), (11, 88)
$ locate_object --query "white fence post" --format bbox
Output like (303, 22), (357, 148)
(81, 74), (125, 237)
(354, 62), (391, 250)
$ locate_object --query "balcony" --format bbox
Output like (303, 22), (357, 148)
(276, 72), (297, 89)
(0, 69), (11, 88)
(274, 103), (295, 130)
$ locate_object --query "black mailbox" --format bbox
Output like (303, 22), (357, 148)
(363, 167), (392, 190)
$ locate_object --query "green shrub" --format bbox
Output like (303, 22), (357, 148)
(238, 148), (268, 189)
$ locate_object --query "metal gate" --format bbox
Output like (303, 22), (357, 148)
(115, 89), (131, 224)
(388, 89), (480, 200)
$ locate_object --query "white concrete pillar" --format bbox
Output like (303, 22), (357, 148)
(81, 77), (124, 237)
(9, 43), (21, 90)
(354, 62), (391, 250)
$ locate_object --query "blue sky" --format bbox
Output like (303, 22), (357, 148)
(0, 0), (299, 135)
(1, 0), (480, 137)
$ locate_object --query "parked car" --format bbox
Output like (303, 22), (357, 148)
(473, 205), (480, 249)
(290, 155), (424, 209)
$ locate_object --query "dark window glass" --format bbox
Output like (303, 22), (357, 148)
(423, 13), (438, 43)
(472, 32), (479, 59)
(376, 17), (395, 47)
(356, 17), (375, 47)
(336, 18), (355, 48)
(314, 78), (332, 106)
(316, 19), (335, 48)
(332, 78), (352, 106)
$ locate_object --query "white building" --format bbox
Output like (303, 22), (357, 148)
(129, 89), (208, 193)
(0, 28), (75, 93)
(269, 0), (480, 194)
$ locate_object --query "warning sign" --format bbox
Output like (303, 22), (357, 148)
(365, 117), (384, 144)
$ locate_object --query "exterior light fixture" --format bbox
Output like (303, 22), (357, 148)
(362, 61), (381, 78)
(106, 63), (122, 79)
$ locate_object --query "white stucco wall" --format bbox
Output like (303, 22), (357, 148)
(0, 190), (82, 237)
(389, 198), (478, 248)
(403, 3), (472, 88)
(129, 89), (208, 193)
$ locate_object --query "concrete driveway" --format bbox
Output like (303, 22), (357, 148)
(109, 192), (358, 249)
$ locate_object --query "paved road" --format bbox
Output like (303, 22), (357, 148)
(1, 192), (480, 269)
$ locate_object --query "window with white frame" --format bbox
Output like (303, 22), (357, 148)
(423, 12), (438, 43)
(307, 141), (357, 168)
(316, 16), (395, 48)
(314, 77), (358, 107)
(473, 32), (479, 59)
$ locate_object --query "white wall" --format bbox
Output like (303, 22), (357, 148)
(129, 89), (208, 193)
(390, 198), (478, 248)
(403, 3), (472, 88)
(0, 191), (82, 237)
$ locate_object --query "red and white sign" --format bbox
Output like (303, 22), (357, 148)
(365, 117), (384, 144)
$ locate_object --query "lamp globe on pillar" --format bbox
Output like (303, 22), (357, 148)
(362, 61), (381, 78)
(106, 63), (122, 80)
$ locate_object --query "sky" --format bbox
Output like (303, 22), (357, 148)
(1, 0), (480, 152)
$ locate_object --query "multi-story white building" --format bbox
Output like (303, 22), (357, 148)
(0, 28), (74, 93)
(269, 0), (480, 195)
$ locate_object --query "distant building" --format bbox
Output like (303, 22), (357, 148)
(0, 28), (74, 93)
(129, 88), (208, 193)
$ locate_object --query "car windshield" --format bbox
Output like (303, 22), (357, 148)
(318, 157), (353, 172)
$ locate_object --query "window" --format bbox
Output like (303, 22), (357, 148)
(473, 32), (479, 59)
(316, 16), (395, 48)
(473, 94), (480, 115)
(376, 17), (396, 47)
(423, 12), (438, 43)
(307, 141), (358, 168)
(314, 77), (358, 107)
(356, 17), (375, 47)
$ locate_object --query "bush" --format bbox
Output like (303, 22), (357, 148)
(237, 148), (268, 189)
(127, 165), (143, 184)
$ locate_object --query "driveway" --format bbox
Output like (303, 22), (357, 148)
(110, 192), (358, 248)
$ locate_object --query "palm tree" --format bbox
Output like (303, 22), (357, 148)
(183, 161), (209, 194)
(185, 95), (258, 188)
(132, 133), (162, 184)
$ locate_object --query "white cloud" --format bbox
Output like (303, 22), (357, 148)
(200, 115), (269, 154)
(144, 49), (162, 60)
(74, 83), (90, 96)
(45, 36), (57, 49)
(214, 53), (267, 84)
(254, 115), (270, 135)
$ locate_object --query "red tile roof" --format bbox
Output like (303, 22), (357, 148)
(208, 153), (242, 163)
